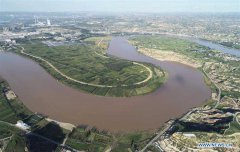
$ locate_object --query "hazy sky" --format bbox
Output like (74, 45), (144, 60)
(0, 0), (239, 13)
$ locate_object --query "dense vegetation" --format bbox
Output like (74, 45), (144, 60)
(220, 41), (240, 50)
(16, 40), (166, 97)
(66, 125), (156, 152)
(66, 127), (113, 151)
(224, 117), (240, 135)
(131, 35), (210, 52)
(0, 122), (26, 152)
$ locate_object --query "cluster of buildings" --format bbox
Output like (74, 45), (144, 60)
(33, 16), (51, 27)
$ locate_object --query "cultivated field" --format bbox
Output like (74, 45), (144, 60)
(17, 38), (166, 96)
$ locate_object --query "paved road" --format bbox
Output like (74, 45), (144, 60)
(139, 122), (173, 152)
(0, 135), (12, 141)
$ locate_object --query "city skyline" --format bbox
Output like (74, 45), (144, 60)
(0, 0), (239, 13)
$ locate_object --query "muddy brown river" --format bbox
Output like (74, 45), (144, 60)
(0, 37), (211, 132)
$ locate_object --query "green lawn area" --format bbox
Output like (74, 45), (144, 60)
(84, 36), (111, 51)
(23, 114), (45, 127)
(66, 127), (113, 152)
(17, 40), (166, 97)
(224, 119), (240, 135)
(66, 126), (155, 152)
(4, 134), (26, 152)
(130, 35), (207, 53)
(0, 122), (26, 152)
(0, 122), (20, 138)
(112, 131), (154, 152)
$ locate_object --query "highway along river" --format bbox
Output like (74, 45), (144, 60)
(0, 37), (211, 132)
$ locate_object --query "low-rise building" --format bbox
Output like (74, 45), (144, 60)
(16, 120), (30, 130)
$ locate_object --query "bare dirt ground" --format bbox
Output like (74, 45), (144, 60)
(46, 118), (76, 131)
(138, 48), (201, 68)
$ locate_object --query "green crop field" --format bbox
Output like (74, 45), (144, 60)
(112, 131), (155, 152)
(15, 40), (166, 97)
(0, 122), (26, 152)
(130, 35), (208, 52)
(66, 127), (113, 151)
(66, 126), (155, 152)
(224, 118), (240, 135)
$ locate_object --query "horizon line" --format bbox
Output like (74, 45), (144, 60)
(1, 11), (240, 14)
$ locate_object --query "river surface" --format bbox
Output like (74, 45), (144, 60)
(160, 33), (240, 57)
(191, 39), (240, 57)
(0, 37), (211, 132)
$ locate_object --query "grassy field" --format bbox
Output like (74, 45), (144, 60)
(224, 118), (240, 135)
(66, 126), (156, 152)
(66, 126), (113, 151)
(15, 39), (166, 97)
(130, 35), (209, 53)
(112, 131), (155, 152)
(0, 122), (26, 152)
(84, 36), (111, 51)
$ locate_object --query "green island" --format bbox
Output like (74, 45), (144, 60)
(13, 37), (167, 97)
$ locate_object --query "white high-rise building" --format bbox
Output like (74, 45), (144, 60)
(47, 19), (51, 26)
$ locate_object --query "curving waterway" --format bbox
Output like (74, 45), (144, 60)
(0, 37), (211, 132)
(190, 39), (240, 57)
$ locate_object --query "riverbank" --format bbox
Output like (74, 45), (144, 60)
(149, 33), (240, 57)
(136, 47), (201, 68)
(130, 35), (240, 99)
(13, 40), (166, 97)
(0, 37), (210, 132)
